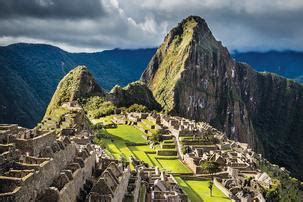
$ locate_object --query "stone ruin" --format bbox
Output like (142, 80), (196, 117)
(1, 120), (183, 202)
(123, 113), (276, 201)
(0, 107), (282, 202)
(0, 123), (98, 202)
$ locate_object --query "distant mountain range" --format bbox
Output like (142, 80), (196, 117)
(0, 43), (303, 128)
(233, 50), (303, 83)
(0, 43), (155, 127)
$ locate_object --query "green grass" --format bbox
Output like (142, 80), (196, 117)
(94, 122), (192, 174)
(128, 145), (154, 166)
(175, 177), (231, 202)
(175, 177), (201, 202)
(157, 159), (192, 174)
(95, 125), (148, 170)
(107, 125), (147, 144)
(139, 119), (158, 134)
(101, 139), (123, 159)
(147, 153), (162, 168)
(92, 115), (114, 125)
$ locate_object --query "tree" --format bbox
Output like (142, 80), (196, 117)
(201, 160), (220, 178)
(150, 132), (163, 143)
(265, 188), (280, 202)
(208, 180), (214, 197)
(126, 104), (148, 113)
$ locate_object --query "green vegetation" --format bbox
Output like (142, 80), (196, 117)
(93, 116), (192, 174)
(91, 115), (114, 126)
(137, 119), (159, 135)
(81, 96), (116, 119)
(106, 125), (147, 144)
(147, 18), (198, 112)
(45, 66), (103, 117)
(201, 160), (220, 176)
(157, 159), (192, 173)
(175, 177), (231, 202)
(149, 132), (163, 143)
(262, 179), (280, 202)
(258, 160), (302, 201)
(45, 66), (84, 116)
(126, 104), (148, 113)
(128, 145), (155, 166)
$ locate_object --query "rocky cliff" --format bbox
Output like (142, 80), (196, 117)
(141, 16), (303, 179)
(107, 81), (161, 110)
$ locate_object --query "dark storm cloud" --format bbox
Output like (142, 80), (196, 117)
(0, 0), (105, 19)
(0, 0), (303, 52)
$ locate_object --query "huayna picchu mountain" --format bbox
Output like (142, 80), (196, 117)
(141, 16), (303, 180)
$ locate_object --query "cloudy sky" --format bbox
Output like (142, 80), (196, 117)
(0, 0), (302, 52)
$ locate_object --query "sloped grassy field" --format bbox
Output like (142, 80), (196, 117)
(175, 177), (231, 202)
(93, 116), (233, 201)
(94, 121), (191, 174)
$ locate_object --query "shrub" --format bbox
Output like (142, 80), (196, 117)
(126, 104), (148, 113)
(150, 132), (163, 143)
(201, 160), (220, 175)
(81, 96), (116, 118)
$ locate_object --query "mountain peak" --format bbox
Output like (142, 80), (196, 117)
(179, 15), (210, 32)
(142, 15), (303, 180)
(141, 15), (223, 112)
(44, 65), (104, 117)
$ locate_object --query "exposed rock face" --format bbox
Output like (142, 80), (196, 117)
(45, 66), (105, 116)
(141, 16), (303, 179)
(107, 81), (161, 110)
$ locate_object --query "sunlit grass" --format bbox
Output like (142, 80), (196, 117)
(175, 177), (231, 202)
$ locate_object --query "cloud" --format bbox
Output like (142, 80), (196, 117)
(0, 0), (106, 19)
(0, 0), (302, 52)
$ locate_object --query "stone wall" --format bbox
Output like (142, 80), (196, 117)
(156, 149), (178, 156)
(0, 142), (76, 202)
(112, 170), (130, 202)
(213, 178), (232, 199)
(13, 131), (56, 156)
(183, 154), (202, 174)
(56, 150), (96, 202)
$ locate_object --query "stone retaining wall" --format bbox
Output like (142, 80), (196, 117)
(214, 178), (232, 199)
(156, 149), (178, 156)
(57, 150), (96, 202)
(13, 131), (56, 156)
(0, 142), (76, 202)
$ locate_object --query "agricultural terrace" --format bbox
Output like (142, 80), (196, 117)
(93, 116), (192, 174)
(175, 177), (231, 202)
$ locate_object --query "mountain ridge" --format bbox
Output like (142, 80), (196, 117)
(1, 42), (303, 129)
(141, 15), (303, 180)
(0, 43), (156, 127)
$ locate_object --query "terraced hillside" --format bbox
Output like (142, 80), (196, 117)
(93, 116), (192, 174)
